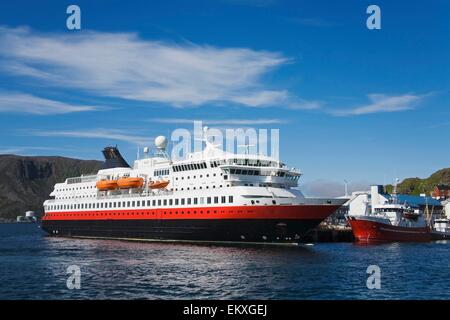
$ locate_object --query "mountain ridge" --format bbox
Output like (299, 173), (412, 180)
(385, 167), (450, 195)
(0, 154), (102, 220)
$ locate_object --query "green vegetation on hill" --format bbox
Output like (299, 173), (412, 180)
(385, 168), (450, 195)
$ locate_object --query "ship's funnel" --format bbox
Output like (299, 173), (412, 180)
(101, 146), (130, 169)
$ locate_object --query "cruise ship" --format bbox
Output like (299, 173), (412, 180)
(41, 132), (346, 244)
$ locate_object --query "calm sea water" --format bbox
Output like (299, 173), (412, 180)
(0, 223), (449, 300)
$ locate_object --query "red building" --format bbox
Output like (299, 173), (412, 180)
(431, 185), (450, 200)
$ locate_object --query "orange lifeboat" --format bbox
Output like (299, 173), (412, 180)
(117, 177), (144, 189)
(150, 180), (170, 189)
(96, 180), (118, 191)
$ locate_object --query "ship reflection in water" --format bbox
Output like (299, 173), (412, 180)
(0, 223), (449, 300)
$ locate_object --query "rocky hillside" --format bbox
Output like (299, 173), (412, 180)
(0, 155), (102, 220)
(385, 168), (450, 195)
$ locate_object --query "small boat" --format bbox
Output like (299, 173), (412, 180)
(96, 179), (118, 191)
(150, 180), (169, 189)
(117, 177), (144, 189)
(431, 218), (450, 240)
(347, 180), (431, 242)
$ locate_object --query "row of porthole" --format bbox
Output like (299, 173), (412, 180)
(58, 185), (96, 192)
(174, 172), (222, 180)
(46, 210), (249, 217)
(175, 184), (230, 191)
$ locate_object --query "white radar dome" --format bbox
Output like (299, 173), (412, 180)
(154, 136), (168, 149)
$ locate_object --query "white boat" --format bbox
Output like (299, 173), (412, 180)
(431, 218), (450, 240)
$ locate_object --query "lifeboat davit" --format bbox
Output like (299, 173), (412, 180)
(117, 177), (144, 189)
(150, 180), (170, 189)
(96, 180), (118, 191)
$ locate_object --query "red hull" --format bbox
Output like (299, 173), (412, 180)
(348, 218), (431, 242)
(41, 204), (343, 243)
(42, 204), (340, 222)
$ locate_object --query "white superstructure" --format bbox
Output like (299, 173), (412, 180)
(43, 135), (306, 214)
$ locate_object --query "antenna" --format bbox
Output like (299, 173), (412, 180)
(195, 126), (221, 149)
(392, 178), (400, 204)
(237, 143), (256, 155)
(344, 179), (349, 197)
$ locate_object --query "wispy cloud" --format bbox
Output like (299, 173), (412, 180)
(30, 129), (151, 145)
(331, 93), (427, 116)
(230, 90), (322, 109)
(0, 92), (100, 114)
(0, 26), (315, 109)
(0, 145), (85, 155)
(150, 118), (286, 125)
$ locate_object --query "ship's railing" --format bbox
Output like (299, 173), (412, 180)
(96, 190), (174, 199)
(66, 174), (98, 184)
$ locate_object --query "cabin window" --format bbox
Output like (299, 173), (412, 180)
(158, 200), (161, 206)
(169, 199), (173, 206)
(152, 200), (156, 206)
(221, 196), (226, 203)
(229, 196), (234, 203)
(214, 197), (219, 204)
(181, 198), (185, 205)
(187, 198), (191, 205)
(175, 199), (179, 205)
(163, 199), (167, 206)
(207, 197), (211, 204)
(194, 198), (198, 205)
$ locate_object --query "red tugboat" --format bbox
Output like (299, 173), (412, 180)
(347, 180), (431, 242)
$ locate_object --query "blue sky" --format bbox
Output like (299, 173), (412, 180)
(0, 0), (449, 196)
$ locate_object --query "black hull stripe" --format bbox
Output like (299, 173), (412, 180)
(41, 218), (323, 243)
